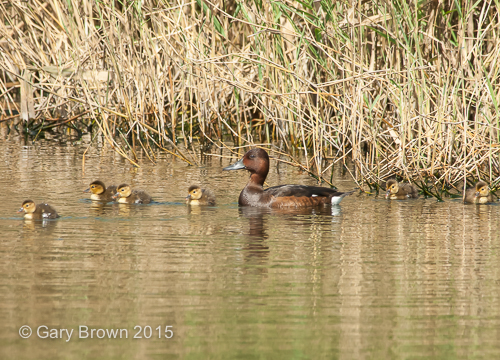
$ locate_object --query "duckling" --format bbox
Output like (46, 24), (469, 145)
(83, 180), (117, 202)
(17, 200), (59, 219)
(464, 181), (493, 204)
(112, 184), (152, 204)
(385, 179), (419, 199)
(186, 185), (216, 206)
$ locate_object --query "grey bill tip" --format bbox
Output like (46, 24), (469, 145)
(223, 158), (246, 171)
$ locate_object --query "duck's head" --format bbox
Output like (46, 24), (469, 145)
(475, 181), (490, 197)
(84, 180), (106, 195)
(18, 200), (36, 214)
(223, 148), (269, 179)
(385, 179), (399, 197)
(186, 185), (202, 202)
(113, 184), (132, 199)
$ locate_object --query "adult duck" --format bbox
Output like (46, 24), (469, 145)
(223, 148), (354, 208)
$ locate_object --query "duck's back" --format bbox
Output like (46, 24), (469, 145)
(133, 190), (152, 204)
(200, 189), (216, 205)
(95, 185), (117, 202)
(264, 185), (351, 208)
(35, 203), (59, 219)
(400, 183), (419, 198)
(104, 185), (117, 201)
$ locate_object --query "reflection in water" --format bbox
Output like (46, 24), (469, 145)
(21, 219), (59, 240)
(239, 207), (270, 277)
(1, 136), (500, 359)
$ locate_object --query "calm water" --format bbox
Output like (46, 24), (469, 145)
(1, 133), (500, 359)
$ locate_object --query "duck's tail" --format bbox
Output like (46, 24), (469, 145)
(330, 189), (356, 205)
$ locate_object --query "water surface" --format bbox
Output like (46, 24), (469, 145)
(1, 134), (500, 359)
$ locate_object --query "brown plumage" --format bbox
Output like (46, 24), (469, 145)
(112, 184), (152, 204)
(186, 185), (216, 206)
(385, 179), (419, 200)
(464, 181), (493, 204)
(17, 200), (59, 219)
(223, 148), (354, 208)
(84, 180), (117, 202)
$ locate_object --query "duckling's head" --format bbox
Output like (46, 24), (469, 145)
(84, 180), (106, 195)
(186, 185), (203, 202)
(18, 200), (36, 214)
(386, 179), (399, 196)
(475, 181), (490, 197)
(113, 184), (132, 199)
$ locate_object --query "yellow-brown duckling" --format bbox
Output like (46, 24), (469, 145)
(112, 184), (152, 204)
(84, 180), (117, 202)
(17, 200), (60, 219)
(464, 181), (493, 204)
(385, 179), (419, 200)
(186, 185), (216, 206)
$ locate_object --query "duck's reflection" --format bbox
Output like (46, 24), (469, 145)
(239, 207), (270, 260)
(21, 219), (58, 240)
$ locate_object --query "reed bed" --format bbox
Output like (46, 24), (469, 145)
(1, 0), (499, 195)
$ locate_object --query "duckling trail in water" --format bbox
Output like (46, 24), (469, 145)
(18, 200), (59, 219)
(385, 179), (419, 200)
(186, 185), (216, 206)
(223, 148), (355, 208)
(464, 181), (493, 204)
(112, 184), (152, 204)
(84, 180), (117, 202)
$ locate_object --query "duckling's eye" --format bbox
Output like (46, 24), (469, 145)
(249, 154), (255, 159)
(121, 188), (125, 192)
(91, 185), (95, 188)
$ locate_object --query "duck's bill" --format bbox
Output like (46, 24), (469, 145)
(223, 158), (245, 171)
(17, 207), (24, 213)
(112, 194), (119, 200)
(83, 188), (90, 193)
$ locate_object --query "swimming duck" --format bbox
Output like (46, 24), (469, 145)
(17, 200), (60, 219)
(112, 184), (152, 204)
(223, 148), (354, 208)
(83, 180), (117, 202)
(186, 185), (216, 206)
(385, 179), (419, 199)
(464, 180), (493, 204)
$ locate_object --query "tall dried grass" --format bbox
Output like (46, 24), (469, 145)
(1, 0), (499, 194)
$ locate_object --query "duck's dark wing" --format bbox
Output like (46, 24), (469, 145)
(201, 189), (216, 205)
(400, 183), (419, 198)
(264, 184), (345, 198)
(135, 190), (152, 204)
(38, 203), (60, 219)
(463, 187), (477, 203)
